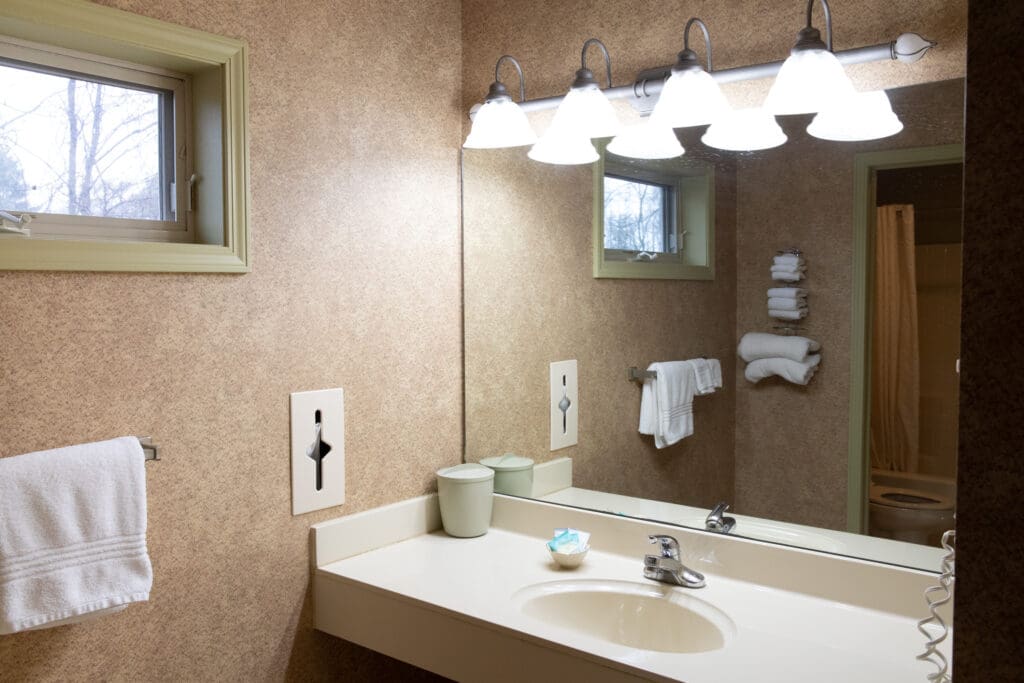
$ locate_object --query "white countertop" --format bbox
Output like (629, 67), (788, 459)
(313, 495), (951, 682)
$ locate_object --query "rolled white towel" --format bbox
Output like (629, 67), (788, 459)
(769, 308), (808, 320)
(745, 354), (821, 385)
(738, 332), (820, 363)
(767, 297), (807, 311)
(773, 254), (804, 267)
(767, 287), (807, 299)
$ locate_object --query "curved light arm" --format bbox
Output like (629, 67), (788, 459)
(683, 17), (713, 71)
(581, 38), (613, 88)
(805, 0), (834, 51)
(494, 54), (527, 102)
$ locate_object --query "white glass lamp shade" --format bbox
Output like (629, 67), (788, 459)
(701, 108), (787, 151)
(807, 90), (904, 141)
(463, 97), (537, 149)
(763, 49), (856, 116)
(555, 84), (621, 139)
(527, 124), (599, 165)
(650, 68), (730, 128)
(607, 122), (684, 160)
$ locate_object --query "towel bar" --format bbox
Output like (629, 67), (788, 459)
(772, 325), (806, 336)
(627, 367), (657, 382)
(137, 437), (160, 461)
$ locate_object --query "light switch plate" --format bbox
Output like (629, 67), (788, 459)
(290, 388), (345, 515)
(550, 360), (578, 451)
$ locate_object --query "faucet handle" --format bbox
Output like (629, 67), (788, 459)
(648, 534), (680, 559)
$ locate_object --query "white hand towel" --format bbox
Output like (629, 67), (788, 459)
(744, 354), (822, 385)
(691, 358), (722, 395)
(767, 287), (808, 299)
(767, 297), (808, 311)
(737, 332), (821, 363)
(773, 254), (804, 267)
(770, 264), (805, 273)
(769, 308), (808, 320)
(653, 361), (696, 448)
(638, 363), (659, 436)
(0, 437), (152, 635)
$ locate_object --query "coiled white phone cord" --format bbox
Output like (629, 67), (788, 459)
(917, 529), (955, 682)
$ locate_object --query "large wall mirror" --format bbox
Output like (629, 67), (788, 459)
(462, 11), (965, 573)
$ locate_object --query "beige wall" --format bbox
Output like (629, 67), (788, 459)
(0, 0), (462, 680)
(463, 147), (738, 507)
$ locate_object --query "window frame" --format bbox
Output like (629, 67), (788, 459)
(0, 0), (249, 273)
(0, 35), (194, 242)
(592, 140), (715, 280)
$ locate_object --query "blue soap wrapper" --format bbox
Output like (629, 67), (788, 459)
(546, 527), (591, 554)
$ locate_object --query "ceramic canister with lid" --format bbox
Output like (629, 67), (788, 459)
(479, 453), (534, 497)
(435, 463), (494, 537)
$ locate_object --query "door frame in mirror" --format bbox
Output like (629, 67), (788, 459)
(847, 143), (966, 533)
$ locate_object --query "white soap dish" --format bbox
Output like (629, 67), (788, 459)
(548, 545), (589, 569)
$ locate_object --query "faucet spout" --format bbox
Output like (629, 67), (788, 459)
(643, 535), (706, 588)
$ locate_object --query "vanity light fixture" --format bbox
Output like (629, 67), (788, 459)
(463, 55), (537, 149)
(701, 108), (788, 151)
(649, 18), (730, 128)
(529, 39), (619, 165)
(763, 0), (856, 115)
(806, 90), (904, 141)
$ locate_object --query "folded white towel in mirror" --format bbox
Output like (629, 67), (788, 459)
(767, 287), (808, 299)
(773, 254), (804, 267)
(767, 297), (807, 311)
(744, 354), (821, 385)
(771, 270), (804, 282)
(769, 308), (808, 320)
(691, 358), (722, 395)
(738, 332), (821, 363)
(638, 361), (697, 448)
(0, 437), (152, 635)
(770, 263), (805, 273)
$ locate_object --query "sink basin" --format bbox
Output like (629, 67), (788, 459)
(513, 579), (734, 654)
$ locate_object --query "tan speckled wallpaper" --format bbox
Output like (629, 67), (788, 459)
(463, 146), (737, 507)
(0, 0), (460, 680)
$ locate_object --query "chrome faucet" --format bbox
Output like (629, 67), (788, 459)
(643, 535), (705, 589)
(705, 502), (736, 534)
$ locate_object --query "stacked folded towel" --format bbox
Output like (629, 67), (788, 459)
(639, 358), (722, 448)
(771, 253), (805, 282)
(766, 285), (808, 320)
(0, 437), (153, 634)
(737, 332), (821, 385)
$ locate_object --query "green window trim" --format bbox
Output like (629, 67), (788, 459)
(0, 0), (250, 273)
(592, 141), (715, 281)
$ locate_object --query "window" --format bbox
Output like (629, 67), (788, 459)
(593, 144), (715, 280)
(1, 37), (191, 242)
(0, 0), (249, 272)
(603, 174), (676, 259)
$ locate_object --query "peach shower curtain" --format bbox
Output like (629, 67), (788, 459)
(871, 205), (920, 472)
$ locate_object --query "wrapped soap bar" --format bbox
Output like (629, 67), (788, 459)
(546, 527), (591, 554)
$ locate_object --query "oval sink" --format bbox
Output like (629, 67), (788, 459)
(513, 579), (734, 654)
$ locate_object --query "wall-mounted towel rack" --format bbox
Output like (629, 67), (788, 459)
(627, 367), (657, 382)
(137, 437), (160, 461)
(776, 247), (802, 256)
(772, 325), (805, 336)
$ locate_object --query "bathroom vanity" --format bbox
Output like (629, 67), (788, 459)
(313, 494), (950, 682)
